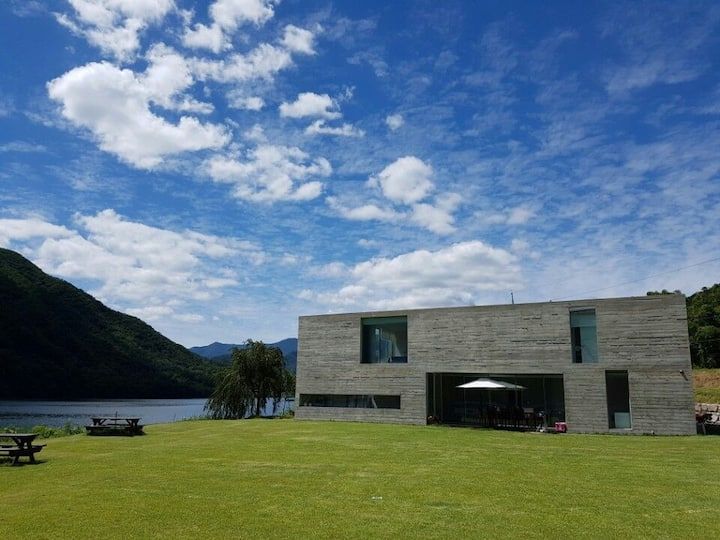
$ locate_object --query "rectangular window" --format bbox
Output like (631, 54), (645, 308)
(361, 316), (408, 363)
(570, 309), (598, 363)
(606, 371), (631, 429)
(299, 394), (401, 409)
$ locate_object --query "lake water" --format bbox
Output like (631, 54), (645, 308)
(0, 398), (295, 428)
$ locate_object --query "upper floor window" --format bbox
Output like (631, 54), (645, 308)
(570, 309), (598, 363)
(362, 316), (408, 363)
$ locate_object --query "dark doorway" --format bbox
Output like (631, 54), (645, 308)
(605, 370), (631, 428)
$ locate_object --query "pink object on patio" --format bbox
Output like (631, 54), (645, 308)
(554, 422), (567, 433)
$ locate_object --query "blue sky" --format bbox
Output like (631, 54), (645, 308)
(1, 1), (719, 347)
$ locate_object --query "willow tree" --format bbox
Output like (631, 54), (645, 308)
(205, 340), (292, 419)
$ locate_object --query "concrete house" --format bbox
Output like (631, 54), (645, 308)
(295, 294), (695, 434)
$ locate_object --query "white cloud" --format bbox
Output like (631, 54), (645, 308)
(368, 156), (434, 205)
(173, 312), (205, 323)
(190, 42), (293, 82)
(47, 61), (229, 169)
(347, 48), (388, 77)
(243, 124), (267, 141)
(9, 0), (46, 18)
(183, 22), (226, 53)
(357, 238), (380, 248)
(280, 253), (311, 266)
(75, 209), (241, 266)
(510, 238), (530, 253)
(279, 92), (341, 119)
(326, 197), (401, 222)
(50, 6), (319, 181)
(506, 206), (536, 225)
(302, 241), (522, 310)
(126, 305), (174, 320)
(206, 144), (331, 202)
(182, 0), (275, 53)
(203, 277), (240, 288)
(311, 261), (348, 278)
(187, 24), (318, 84)
(305, 120), (364, 137)
(330, 158), (459, 234)
(143, 44), (214, 113)
(606, 61), (701, 96)
(385, 113), (404, 130)
(56, 0), (175, 62)
(410, 193), (461, 235)
(510, 238), (541, 260)
(281, 24), (317, 55)
(228, 95), (264, 110)
(0, 217), (74, 246)
(475, 205), (537, 227)
(601, 6), (717, 96)
(0, 141), (47, 153)
(0, 209), (261, 311)
(208, 0), (274, 27)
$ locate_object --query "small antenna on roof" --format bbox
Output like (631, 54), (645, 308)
(510, 291), (515, 305)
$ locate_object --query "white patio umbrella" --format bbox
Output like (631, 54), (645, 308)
(456, 378), (527, 422)
(456, 378), (526, 390)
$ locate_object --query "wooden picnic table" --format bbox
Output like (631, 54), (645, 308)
(91, 417), (141, 427)
(0, 433), (45, 465)
(86, 417), (144, 436)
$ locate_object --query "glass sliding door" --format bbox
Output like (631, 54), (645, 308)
(427, 373), (565, 428)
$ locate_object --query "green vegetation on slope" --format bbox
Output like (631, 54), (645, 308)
(1, 420), (718, 539)
(686, 284), (720, 368)
(0, 248), (220, 399)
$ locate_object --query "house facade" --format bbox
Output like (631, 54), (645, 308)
(295, 294), (695, 435)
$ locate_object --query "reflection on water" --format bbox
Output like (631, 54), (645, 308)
(0, 398), (294, 427)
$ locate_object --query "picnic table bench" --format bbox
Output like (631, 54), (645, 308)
(0, 433), (46, 465)
(85, 417), (144, 436)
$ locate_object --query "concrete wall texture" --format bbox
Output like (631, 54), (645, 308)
(295, 295), (696, 434)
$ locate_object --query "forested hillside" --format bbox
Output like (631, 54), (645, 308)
(0, 248), (220, 399)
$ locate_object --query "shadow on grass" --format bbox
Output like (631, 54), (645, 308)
(0, 457), (46, 467)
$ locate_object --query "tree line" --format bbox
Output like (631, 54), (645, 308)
(648, 285), (720, 368)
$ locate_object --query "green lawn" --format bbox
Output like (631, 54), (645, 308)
(1, 420), (718, 539)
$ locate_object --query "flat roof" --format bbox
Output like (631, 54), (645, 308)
(299, 293), (685, 320)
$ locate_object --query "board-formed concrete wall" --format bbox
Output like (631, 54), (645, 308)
(295, 295), (695, 434)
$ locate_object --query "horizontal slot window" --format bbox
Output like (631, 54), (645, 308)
(299, 394), (401, 409)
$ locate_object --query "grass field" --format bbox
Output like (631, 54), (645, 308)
(695, 368), (720, 403)
(1, 420), (719, 539)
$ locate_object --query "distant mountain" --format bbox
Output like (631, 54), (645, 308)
(188, 341), (238, 359)
(190, 338), (298, 372)
(0, 248), (221, 399)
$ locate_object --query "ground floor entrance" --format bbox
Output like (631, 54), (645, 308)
(426, 373), (566, 429)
